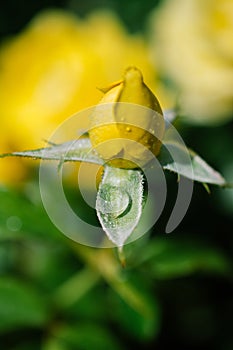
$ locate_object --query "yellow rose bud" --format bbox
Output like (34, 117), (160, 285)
(89, 67), (165, 168)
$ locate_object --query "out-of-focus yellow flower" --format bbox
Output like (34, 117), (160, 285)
(89, 66), (165, 168)
(148, 0), (233, 124)
(0, 9), (169, 184)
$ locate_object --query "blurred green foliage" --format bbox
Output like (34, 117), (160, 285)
(0, 156), (233, 349)
(0, 1), (233, 350)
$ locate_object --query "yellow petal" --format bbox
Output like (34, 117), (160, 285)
(97, 79), (123, 93)
(89, 84), (124, 160)
(89, 67), (165, 169)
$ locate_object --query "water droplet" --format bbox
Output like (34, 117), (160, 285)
(110, 221), (116, 228)
(97, 185), (131, 217)
(126, 127), (132, 132)
(151, 129), (155, 135)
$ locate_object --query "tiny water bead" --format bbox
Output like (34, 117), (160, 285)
(149, 128), (155, 135)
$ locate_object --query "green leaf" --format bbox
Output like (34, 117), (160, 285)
(1, 135), (228, 186)
(96, 165), (143, 247)
(107, 270), (161, 341)
(110, 288), (160, 341)
(0, 185), (62, 242)
(0, 138), (103, 165)
(138, 237), (231, 279)
(43, 323), (124, 350)
(0, 277), (49, 332)
(158, 142), (226, 186)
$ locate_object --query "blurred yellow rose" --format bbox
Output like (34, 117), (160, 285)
(0, 9), (168, 185)
(148, 0), (233, 124)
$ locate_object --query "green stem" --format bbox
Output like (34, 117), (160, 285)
(53, 267), (100, 309)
